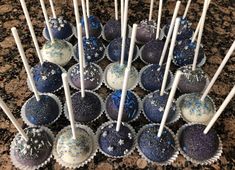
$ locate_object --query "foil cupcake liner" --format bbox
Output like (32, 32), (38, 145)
(142, 90), (180, 125)
(53, 124), (98, 169)
(103, 62), (139, 91)
(176, 123), (223, 165)
(10, 126), (54, 170)
(67, 63), (104, 91)
(96, 121), (136, 158)
(74, 23), (103, 39)
(176, 93), (216, 124)
(63, 90), (104, 124)
(104, 91), (142, 123)
(21, 93), (63, 127)
(136, 123), (179, 165)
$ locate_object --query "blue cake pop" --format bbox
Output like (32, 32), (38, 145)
(81, 16), (102, 38)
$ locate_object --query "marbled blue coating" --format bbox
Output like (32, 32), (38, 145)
(98, 122), (134, 157)
(74, 37), (104, 63)
(108, 37), (137, 62)
(32, 62), (63, 93)
(140, 64), (171, 91)
(103, 19), (121, 41)
(45, 16), (73, 40)
(138, 124), (176, 162)
(106, 90), (139, 122)
(143, 91), (176, 123)
(136, 20), (157, 44)
(180, 124), (219, 161)
(81, 15), (102, 37)
(173, 39), (205, 67)
(25, 95), (59, 125)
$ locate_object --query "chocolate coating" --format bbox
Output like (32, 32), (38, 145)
(136, 20), (156, 44)
(103, 19), (121, 41)
(81, 16), (102, 37)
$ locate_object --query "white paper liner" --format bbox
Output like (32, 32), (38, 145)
(96, 121), (136, 158)
(103, 62), (139, 91)
(10, 126), (54, 170)
(63, 90), (104, 124)
(67, 63), (104, 91)
(138, 64), (174, 92)
(176, 93), (216, 124)
(142, 91), (180, 125)
(136, 123), (179, 165)
(53, 124), (98, 169)
(74, 23), (103, 39)
(176, 123), (223, 165)
(21, 93), (62, 127)
(104, 91), (142, 123)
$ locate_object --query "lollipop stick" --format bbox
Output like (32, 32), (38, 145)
(73, 0), (80, 23)
(81, 0), (89, 39)
(11, 27), (40, 101)
(204, 84), (235, 134)
(160, 18), (180, 96)
(49, 0), (56, 18)
(0, 98), (28, 141)
(182, 0), (192, 19)
(201, 41), (235, 101)
(121, 0), (124, 33)
(127, 24), (137, 69)
(19, 0), (43, 64)
(86, 0), (90, 17)
(158, 71), (182, 137)
(62, 73), (77, 139)
(156, 0), (163, 40)
(149, 0), (154, 21)
(40, 0), (54, 43)
(159, 1), (181, 66)
(115, 0), (118, 20)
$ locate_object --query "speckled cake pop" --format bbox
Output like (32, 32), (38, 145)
(107, 37), (138, 62)
(106, 90), (139, 122)
(32, 62), (63, 93)
(137, 124), (178, 164)
(68, 63), (103, 90)
(136, 20), (156, 44)
(177, 65), (208, 93)
(103, 19), (121, 41)
(97, 122), (135, 157)
(81, 15), (102, 38)
(177, 93), (215, 124)
(105, 62), (138, 90)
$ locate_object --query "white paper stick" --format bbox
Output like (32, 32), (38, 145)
(191, 0), (211, 43)
(121, 0), (124, 33)
(149, 0), (154, 21)
(0, 98), (28, 141)
(19, 0), (44, 64)
(40, 0), (54, 43)
(201, 41), (235, 101)
(11, 27), (40, 101)
(49, 0), (56, 18)
(156, 0), (163, 39)
(86, 0), (90, 17)
(158, 71), (182, 137)
(192, 0), (208, 71)
(73, 0), (80, 23)
(182, 0), (191, 19)
(160, 18), (180, 96)
(62, 73), (77, 139)
(115, 0), (118, 20)
(159, 1), (181, 66)
(127, 24), (137, 69)
(120, 0), (129, 66)
(204, 84), (235, 134)
(81, 0), (89, 39)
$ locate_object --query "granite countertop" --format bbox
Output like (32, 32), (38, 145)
(0, 0), (235, 169)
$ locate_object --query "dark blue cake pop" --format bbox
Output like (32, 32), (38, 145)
(136, 20), (156, 44)
(107, 37), (138, 62)
(137, 124), (177, 163)
(179, 124), (220, 161)
(74, 37), (105, 63)
(98, 122), (135, 157)
(23, 94), (60, 126)
(81, 16), (102, 37)
(173, 39), (205, 67)
(106, 90), (139, 122)
(140, 64), (172, 92)
(103, 19), (121, 41)
(44, 16), (73, 40)
(32, 62), (63, 93)
(143, 91), (177, 123)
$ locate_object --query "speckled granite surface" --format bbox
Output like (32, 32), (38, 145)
(0, 0), (235, 169)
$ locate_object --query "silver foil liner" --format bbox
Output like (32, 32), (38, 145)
(21, 93), (63, 127)
(136, 123), (179, 165)
(53, 124), (98, 169)
(96, 121), (136, 158)
(176, 123), (223, 165)
(10, 126), (54, 170)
